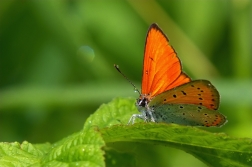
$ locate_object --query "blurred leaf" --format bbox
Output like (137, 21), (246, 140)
(104, 148), (136, 167)
(0, 80), (251, 110)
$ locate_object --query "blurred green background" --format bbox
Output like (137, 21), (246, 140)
(0, 0), (251, 166)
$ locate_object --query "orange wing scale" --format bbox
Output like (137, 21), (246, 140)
(166, 73), (190, 91)
(141, 24), (190, 97)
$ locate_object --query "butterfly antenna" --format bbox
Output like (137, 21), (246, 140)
(114, 64), (141, 95)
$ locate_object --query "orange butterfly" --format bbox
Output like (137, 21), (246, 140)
(116, 23), (227, 127)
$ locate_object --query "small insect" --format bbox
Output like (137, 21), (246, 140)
(115, 23), (227, 127)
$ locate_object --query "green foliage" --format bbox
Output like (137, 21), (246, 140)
(0, 98), (251, 167)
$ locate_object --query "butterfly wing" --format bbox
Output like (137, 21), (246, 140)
(149, 80), (220, 110)
(152, 103), (226, 127)
(141, 24), (190, 97)
(148, 80), (226, 126)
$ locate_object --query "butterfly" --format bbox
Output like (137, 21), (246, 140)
(116, 23), (227, 127)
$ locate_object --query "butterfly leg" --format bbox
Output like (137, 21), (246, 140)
(146, 105), (156, 122)
(127, 114), (147, 125)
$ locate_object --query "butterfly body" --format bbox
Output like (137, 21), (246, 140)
(127, 23), (227, 127)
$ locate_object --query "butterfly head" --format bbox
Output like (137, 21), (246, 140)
(135, 93), (157, 123)
(136, 96), (147, 107)
(136, 93), (152, 109)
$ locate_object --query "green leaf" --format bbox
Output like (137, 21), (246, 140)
(42, 128), (105, 167)
(0, 129), (105, 167)
(0, 114), (106, 167)
(0, 97), (251, 167)
(84, 97), (140, 129)
(98, 97), (252, 167)
(0, 141), (48, 166)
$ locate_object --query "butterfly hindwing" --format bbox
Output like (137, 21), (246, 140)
(152, 103), (226, 127)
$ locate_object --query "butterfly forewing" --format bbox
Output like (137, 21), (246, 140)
(149, 80), (219, 110)
(142, 24), (190, 97)
(165, 72), (191, 91)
